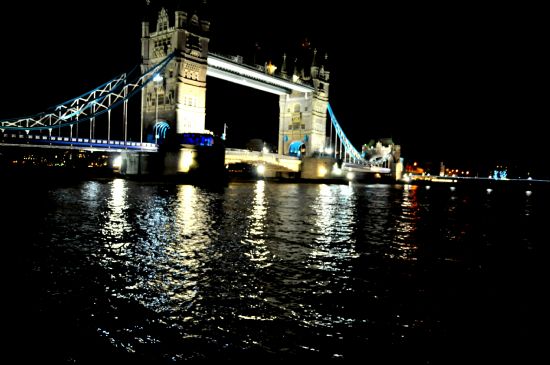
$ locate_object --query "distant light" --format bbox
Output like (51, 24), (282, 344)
(346, 172), (355, 180)
(526, 190), (532, 197)
(262, 147), (269, 154)
(450, 186), (456, 191)
(318, 165), (328, 177)
(113, 156), (122, 169)
(257, 165), (266, 175)
(486, 188), (493, 194)
(153, 73), (163, 82)
(527, 177), (532, 180)
(426, 185), (431, 190)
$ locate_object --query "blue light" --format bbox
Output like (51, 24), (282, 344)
(289, 141), (305, 157)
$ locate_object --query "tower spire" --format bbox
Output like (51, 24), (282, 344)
(310, 48), (319, 79)
(312, 48), (318, 67)
(292, 57), (300, 82)
(281, 53), (288, 79)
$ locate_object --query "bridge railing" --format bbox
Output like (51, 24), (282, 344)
(1, 133), (157, 151)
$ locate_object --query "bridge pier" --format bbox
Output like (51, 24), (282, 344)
(300, 156), (338, 180)
(120, 143), (225, 182)
(120, 152), (156, 176)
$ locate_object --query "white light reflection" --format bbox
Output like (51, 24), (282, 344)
(309, 184), (359, 272)
(389, 185), (419, 261)
(244, 180), (271, 267)
(131, 185), (214, 310)
(102, 179), (130, 245)
(176, 185), (205, 238)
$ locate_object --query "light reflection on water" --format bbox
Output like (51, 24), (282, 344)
(391, 184), (419, 261)
(244, 181), (270, 266)
(8, 181), (547, 362)
(102, 179), (129, 246)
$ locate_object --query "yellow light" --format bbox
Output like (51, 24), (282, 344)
(318, 165), (327, 177)
(257, 165), (266, 175)
(112, 155), (122, 169)
(266, 61), (277, 75)
(179, 150), (194, 173)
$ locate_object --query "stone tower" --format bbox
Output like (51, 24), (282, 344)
(141, 1), (210, 141)
(278, 49), (330, 156)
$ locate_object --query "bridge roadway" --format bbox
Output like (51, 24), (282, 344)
(342, 162), (391, 174)
(207, 53), (314, 95)
(1, 134), (390, 175)
(225, 149), (392, 175)
(225, 148), (301, 172)
(0, 134), (157, 153)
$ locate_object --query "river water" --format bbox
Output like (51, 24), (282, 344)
(2, 180), (547, 363)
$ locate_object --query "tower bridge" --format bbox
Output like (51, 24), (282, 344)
(0, 2), (402, 181)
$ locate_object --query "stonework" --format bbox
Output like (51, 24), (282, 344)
(141, 6), (210, 137)
(278, 55), (330, 157)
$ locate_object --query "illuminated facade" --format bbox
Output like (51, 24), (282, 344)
(141, 3), (330, 157)
(141, 6), (210, 136)
(278, 50), (330, 156)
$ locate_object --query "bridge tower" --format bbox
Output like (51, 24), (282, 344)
(278, 50), (330, 157)
(141, 1), (210, 141)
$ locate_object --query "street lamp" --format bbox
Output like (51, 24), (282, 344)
(153, 73), (163, 145)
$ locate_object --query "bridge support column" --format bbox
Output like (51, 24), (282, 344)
(120, 152), (157, 175)
(278, 53), (330, 157)
(300, 156), (338, 180)
(391, 158), (404, 181)
(141, 7), (210, 142)
(279, 90), (328, 157)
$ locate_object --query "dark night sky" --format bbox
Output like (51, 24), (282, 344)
(0, 1), (546, 174)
